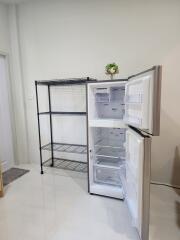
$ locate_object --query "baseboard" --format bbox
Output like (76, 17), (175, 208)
(0, 164), (3, 197)
(151, 181), (180, 189)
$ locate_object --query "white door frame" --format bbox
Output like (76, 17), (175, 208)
(0, 51), (15, 172)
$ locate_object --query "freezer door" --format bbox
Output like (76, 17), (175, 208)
(124, 128), (151, 240)
(124, 66), (162, 136)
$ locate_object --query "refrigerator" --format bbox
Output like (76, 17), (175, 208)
(87, 66), (162, 240)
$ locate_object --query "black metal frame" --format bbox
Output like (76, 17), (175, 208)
(35, 77), (96, 174)
(35, 77), (127, 175)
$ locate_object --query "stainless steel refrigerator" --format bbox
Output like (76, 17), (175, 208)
(87, 66), (162, 240)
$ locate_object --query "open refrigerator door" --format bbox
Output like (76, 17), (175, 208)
(121, 128), (151, 240)
(124, 66), (161, 136)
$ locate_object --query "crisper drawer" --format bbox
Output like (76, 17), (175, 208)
(94, 166), (121, 186)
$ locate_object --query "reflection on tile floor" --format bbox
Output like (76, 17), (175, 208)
(0, 164), (138, 240)
(0, 164), (179, 240)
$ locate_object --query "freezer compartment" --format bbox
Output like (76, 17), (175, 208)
(94, 166), (122, 186)
(95, 87), (125, 119)
(88, 82), (126, 120)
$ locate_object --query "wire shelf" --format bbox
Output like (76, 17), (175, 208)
(43, 158), (87, 173)
(38, 111), (86, 115)
(41, 143), (87, 154)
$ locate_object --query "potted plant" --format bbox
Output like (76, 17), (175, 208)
(105, 63), (119, 80)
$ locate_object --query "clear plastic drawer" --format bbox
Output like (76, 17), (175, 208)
(94, 166), (121, 186)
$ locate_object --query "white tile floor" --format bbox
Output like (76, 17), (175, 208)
(150, 184), (180, 240)
(0, 164), (179, 240)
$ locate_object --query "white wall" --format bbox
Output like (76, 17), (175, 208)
(8, 5), (29, 165)
(15, 0), (180, 185)
(0, 55), (14, 171)
(0, 3), (10, 52)
(0, 3), (15, 170)
(0, 3), (28, 167)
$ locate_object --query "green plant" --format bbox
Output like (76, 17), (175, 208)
(105, 63), (119, 75)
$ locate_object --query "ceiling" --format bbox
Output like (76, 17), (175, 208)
(0, 0), (39, 3)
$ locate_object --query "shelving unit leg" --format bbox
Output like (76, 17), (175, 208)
(48, 85), (54, 167)
(35, 81), (44, 174)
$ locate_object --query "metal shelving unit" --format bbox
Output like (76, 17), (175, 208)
(35, 78), (96, 174)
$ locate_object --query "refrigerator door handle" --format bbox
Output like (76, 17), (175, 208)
(151, 66), (162, 136)
(89, 149), (94, 160)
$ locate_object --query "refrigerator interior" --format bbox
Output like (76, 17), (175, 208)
(90, 127), (126, 188)
(88, 82), (126, 120)
(89, 126), (147, 235)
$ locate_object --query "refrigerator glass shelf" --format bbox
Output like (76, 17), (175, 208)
(95, 147), (125, 159)
(95, 138), (125, 149)
(95, 156), (125, 168)
(95, 144), (123, 149)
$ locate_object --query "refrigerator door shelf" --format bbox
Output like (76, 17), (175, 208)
(125, 129), (144, 178)
(124, 115), (142, 127)
(125, 77), (150, 130)
(125, 66), (161, 136)
(125, 93), (143, 104)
